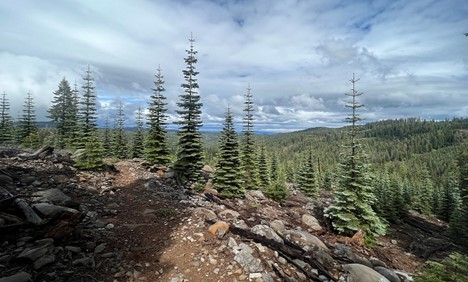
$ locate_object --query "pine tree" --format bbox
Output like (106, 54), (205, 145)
(75, 66), (104, 170)
(258, 143), (270, 189)
(145, 67), (170, 165)
(241, 85), (259, 189)
(131, 106), (145, 158)
(67, 81), (80, 148)
(48, 78), (77, 149)
(213, 107), (244, 197)
(438, 175), (460, 221)
(174, 35), (204, 182)
(112, 101), (128, 159)
(324, 74), (386, 242)
(297, 149), (318, 197)
(270, 152), (279, 182)
(102, 115), (112, 157)
(449, 141), (468, 241)
(266, 168), (288, 202)
(19, 91), (39, 148)
(0, 92), (14, 145)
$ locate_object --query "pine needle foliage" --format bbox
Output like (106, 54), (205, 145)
(0, 92), (14, 145)
(131, 106), (145, 158)
(324, 74), (386, 242)
(415, 252), (468, 282)
(213, 107), (244, 197)
(266, 168), (288, 202)
(112, 101), (128, 159)
(258, 143), (270, 189)
(75, 66), (104, 170)
(241, 85), (259, 190)
(48, 78), (78, 149)
(19, 92), (38, 148)
(174, 35), (204, 182)
(145, 67), (170, 165)
(298, 149), (318, 197)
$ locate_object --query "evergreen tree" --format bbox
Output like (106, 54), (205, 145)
(266, 167), (288, 202)
(449, 142), (468, 241)
(174, 35), (204, 182)
(241, 85), (259, 189)
(145, 67), (170, 165)
(68, 81), (80, 148)
(19, 91), (38, 148)
(112, 101), (128, 159)
(297, 149), (318, 197)
(324, 74), (386, 242)
(213, 107), (244, 197)
(48, 78), (76, 149)
(258, 143), (270, 189)
(438, 175), (460, 221)
(270, 152), (279, 182)
(75, 66), (104, 170)
(102, 115), (112, 157)
(0, 92), (14, 145)
(131, 106), (145, 158)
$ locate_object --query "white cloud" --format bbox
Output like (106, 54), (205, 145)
(0, 0), (466, 131)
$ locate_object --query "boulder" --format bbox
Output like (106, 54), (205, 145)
(218, 209), (240, 220)
(374, 267), (401, 282)
(246, 190), (266, 200)
(32, 203), (79, 217)
(334, 244), (357, 261)
(33, 254), (55, 270)
(0, 272), (32, 282)
(33, 188), (71, 205)
(234, 243), (264, 272)
(301, 214), (322, 231)
(192, 207), (218, 220)
(284, 230), (328, 251)
(343, 264), (390, 282)
(17, 245), (50, 261)
(269, 219), (286, 235)
(251, 225), (283, 243)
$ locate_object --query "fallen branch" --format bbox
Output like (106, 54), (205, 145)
(0, 187), (43, 225)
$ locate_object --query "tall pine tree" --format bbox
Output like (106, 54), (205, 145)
(174, 35), (204, 182)
(112, 101), (128, 159)
(48, 78), (76, 149)
(145, 67), (170, 165)
(0, 92), (14, 145)
(19, 92), (38, 148)
(324, 74), (386, 242)
(241, 85), (259, 189)
(258, 143), (271, 189)
(75, 66), (104, 170)
(132, 106), (145, 158)
(213, 107), (244, 197)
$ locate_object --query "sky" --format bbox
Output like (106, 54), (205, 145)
(1, 0), (467, 133)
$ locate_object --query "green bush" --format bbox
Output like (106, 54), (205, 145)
(415, 252), (468, 282)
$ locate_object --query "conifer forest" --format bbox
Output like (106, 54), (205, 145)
(1, 32), (468, 282)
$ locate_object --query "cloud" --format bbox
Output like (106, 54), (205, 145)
(0, 0), (467, 132)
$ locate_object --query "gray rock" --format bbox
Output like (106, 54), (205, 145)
(354, 256), (373, 268)
(251, 225), (283, 244)
(94, 243), (106, 254)
(246, 190), (266, 200)
(285, 230), (328, 251)
(33, 254), (55, 269)
(312, 246), (334, 269)
(262, 272), (274, 282)
(33, 188), (71, 205)
(35, 238), (54, 246)
(72, 256), (91, 267)
(32, 203), (79, 217)
(269, 220), (286, 235)
(191, 207), (218, 220)
(0, 272), (32, 282)
(393, 270), (413, 282)
(218, 209), (240, 219)
(20, 175), (36, 185)
(0, 174), (13, 185)
(301, 214), (322, 231)
(343, 264), (390, 282)
(228, 237), (238, 249)
(17, 245), (49, 261)
(333, 244), (356, 261)
(370, 258), (388, 268)
(65, 246), (81, 253)
(374, 267), (401, 282)
(234, 243), (263, 272)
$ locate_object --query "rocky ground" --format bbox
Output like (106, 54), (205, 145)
(0, 148), (465, 282)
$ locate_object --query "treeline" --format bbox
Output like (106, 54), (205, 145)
(1, 36), (467, 244)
